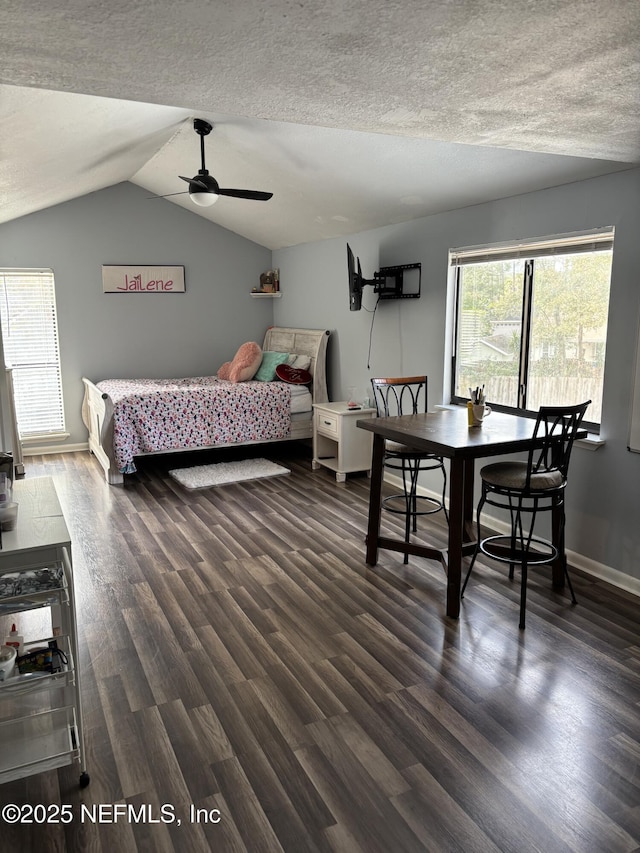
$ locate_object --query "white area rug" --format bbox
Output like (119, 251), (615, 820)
(169, 458), (290, 489)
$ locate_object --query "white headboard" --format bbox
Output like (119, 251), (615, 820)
(262, 327), (331, 404)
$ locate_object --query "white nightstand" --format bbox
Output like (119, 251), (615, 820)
(312, 402), (376, 482)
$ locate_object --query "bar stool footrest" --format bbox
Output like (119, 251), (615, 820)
(479, 534), (559, 566)
(382, 494), (445, 517)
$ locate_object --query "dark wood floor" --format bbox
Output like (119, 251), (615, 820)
(1, 444), (639, 853)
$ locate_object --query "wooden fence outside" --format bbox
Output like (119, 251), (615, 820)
(460, 375), (601, 422)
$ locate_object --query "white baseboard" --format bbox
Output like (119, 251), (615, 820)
(23, 441), (89, 456)
(384, 472), (640, 600)
(561, 551), (640, 598)
(16, 449), (640, 599)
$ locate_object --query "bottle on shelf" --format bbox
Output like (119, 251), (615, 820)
(5, 623), (23, 654)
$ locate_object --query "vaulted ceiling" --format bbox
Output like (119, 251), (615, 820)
(1, 0), (638, 250)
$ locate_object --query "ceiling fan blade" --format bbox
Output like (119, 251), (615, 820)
(179, 175), (210, 191)
(217, 188), (273, 201)
(172, 123), (272, 202)
(148, 191), (189, 199)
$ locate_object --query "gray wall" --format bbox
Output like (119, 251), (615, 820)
(0, 182), (273, 444)
(3, 171), (640, 588)
(273, 167), (640, 587)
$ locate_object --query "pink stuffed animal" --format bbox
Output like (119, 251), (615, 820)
(217, 341), (263, 382)
(217, 361), (232, 380)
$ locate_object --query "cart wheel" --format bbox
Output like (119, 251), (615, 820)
(79, 771), (90, 788)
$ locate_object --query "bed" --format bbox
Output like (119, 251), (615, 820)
(81, 327), (331, 484)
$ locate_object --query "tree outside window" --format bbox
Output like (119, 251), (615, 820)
(451, 231), (613, 428)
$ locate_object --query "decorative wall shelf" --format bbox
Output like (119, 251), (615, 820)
(250, 292), (281, 298)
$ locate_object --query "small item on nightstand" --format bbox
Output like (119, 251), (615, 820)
(347, 386), (359, 409)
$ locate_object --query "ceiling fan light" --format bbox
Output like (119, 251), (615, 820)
(190, 190), (218, 207)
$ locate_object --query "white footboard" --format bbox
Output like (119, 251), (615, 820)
(81, 378), (124, 485)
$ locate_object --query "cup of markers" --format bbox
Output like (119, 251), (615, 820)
(468, 386), (491, 427)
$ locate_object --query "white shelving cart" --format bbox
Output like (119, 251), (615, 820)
(0, 477), (89, 788)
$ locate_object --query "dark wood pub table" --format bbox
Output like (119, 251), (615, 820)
(357, 406), (584, 619)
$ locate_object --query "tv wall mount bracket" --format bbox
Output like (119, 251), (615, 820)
(373, 262), (421, 299)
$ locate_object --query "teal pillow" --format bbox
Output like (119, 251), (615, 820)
(255, 351), (291, 381)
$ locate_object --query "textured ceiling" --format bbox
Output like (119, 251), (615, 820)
(1, 0), (639, 249)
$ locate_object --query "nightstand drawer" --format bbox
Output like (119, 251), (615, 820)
(315, 410), (339, 438)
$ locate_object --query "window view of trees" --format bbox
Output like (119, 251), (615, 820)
(454, 248), (612, 425)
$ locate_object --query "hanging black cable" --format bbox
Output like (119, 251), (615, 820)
(366, 296), (381, 369)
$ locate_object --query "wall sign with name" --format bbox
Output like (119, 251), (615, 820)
(102, 265), (185, 293)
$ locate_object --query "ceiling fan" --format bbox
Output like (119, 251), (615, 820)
(158, 118), (273, 207)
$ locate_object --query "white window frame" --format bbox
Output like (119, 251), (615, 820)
(0, 268), (66, 439)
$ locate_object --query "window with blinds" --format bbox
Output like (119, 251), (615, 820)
(449, 228), (614, 429)
(0, 269), (66, 437)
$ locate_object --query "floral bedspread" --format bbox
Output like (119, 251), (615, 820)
(97, 376), (292, 473)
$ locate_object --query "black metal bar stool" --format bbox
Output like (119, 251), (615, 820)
(461, 400), (590, 629)
(370, 376), (448, 564)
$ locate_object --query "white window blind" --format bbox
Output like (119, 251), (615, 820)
(0, 269), (65, 437)
(449, 228), (614, 266)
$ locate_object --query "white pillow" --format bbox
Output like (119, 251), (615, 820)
(287, 354), (311, 370)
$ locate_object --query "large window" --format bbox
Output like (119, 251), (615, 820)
(0, 269), (66, 438)
(450, 230), (614, 429)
